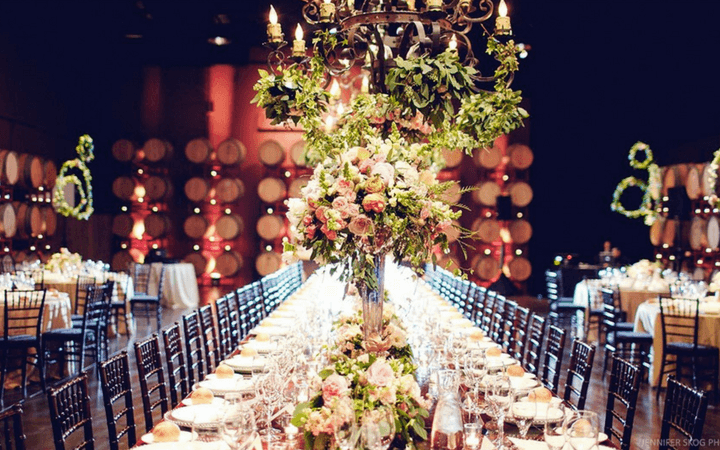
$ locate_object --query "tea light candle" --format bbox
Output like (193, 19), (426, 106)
(292, 25), (305, 57)
(267, 5), (283, 42)
(320, 0), (336, 22)
(495, 0), (511, 35)
(464, 423), (481, 450)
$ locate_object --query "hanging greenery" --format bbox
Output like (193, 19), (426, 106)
(52, 135), (94, 221)
(706, 147), (720, 208)
(611, 141), (659, 225)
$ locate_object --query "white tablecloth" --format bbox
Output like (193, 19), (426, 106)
(0, 290), (72, 335)
(149, 263), (199, 309)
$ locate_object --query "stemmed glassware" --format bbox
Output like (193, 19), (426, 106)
(255, 372), (283, 441)
(222, 395), (257, 450)
(511, 392), (537, 439)
(565, 410), (599, 450)
(334, 414), (360, 450)
(358, 408), (395, 450)
(543, 404), (567, 450)
(461, 350), (486, 419)
(486, 374), (513, 449)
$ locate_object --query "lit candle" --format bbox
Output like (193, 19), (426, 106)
(285, 424), (299, 437)
(329, 79), (341, 99)
(292, 25), (305, 57)
(267, 5), (283, 42)
(361, 75), (369, 94)
(407, 0), (416, 10)
(447, 34), (457, 54)
(348, 0), (355, 10)
(495, 0), (511, 35)
(427, 0), (443, 11)
(320, 0), (336, 22)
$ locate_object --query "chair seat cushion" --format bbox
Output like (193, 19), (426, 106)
(666, 342), (720, 355)
(615, 331), (654, 343)
(616, 322), (634, 331)
(110, 301), (126, 309)
(130, 294), (160, 303)
(0, 335), (39, 347)
(43, 328), (84, 339)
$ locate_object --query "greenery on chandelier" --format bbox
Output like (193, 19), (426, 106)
(611, 141), (659, 225)
(52, 134), (94, 221)
(252, 35), (527, 163)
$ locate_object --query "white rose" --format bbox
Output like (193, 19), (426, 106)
(371, 162), (395, 187)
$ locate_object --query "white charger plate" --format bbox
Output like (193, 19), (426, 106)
(197, 378), (254, 396)
(181, 397), (225, 407)
(164, 404), (223, 428)
(140, 442), (230, 450)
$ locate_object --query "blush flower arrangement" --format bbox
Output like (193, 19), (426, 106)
(283, 132), (463, 291)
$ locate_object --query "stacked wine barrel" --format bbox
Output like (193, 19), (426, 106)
(182, 137), (247, 281)
(0, 149), (58, 262)
(110, 138), (174, 270)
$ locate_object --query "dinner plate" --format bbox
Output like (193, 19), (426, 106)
(249, 326), (289, 336)
(197, 378), (254, 396)
(242, 340), (278, 354)
(205, 373), (244, 382)
(508, 375), (539, 391)
(165, 405), (223, 428)
(223, 356), (267, 373)
(140, 430), (193, 444)
(181, 397), (225, 407)
(140, 442), (230, 450)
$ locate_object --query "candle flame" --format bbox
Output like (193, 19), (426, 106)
(449, 34), (457, 51)
(269, 5), (278, 24)
(329, 79), (341, 98)
(498, 0), (507, 17)
(324, 0), (331, 3)
(337, 103), (345, 116)
(361, 75), (369, 93)
(295, 24), (304, 41)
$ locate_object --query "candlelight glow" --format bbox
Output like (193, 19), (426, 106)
(448, 35), (457, 51)
(269, 5), (278, 24)
(295, 24), (304, 40)
(337, 103), (345, 116)
(361, 75), (369, 93)
(498, 0), (507, 17)
(324, 0), (331, 4)
(329, 79), (341, 98)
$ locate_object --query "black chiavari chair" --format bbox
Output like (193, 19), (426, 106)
(182, 311), (206, 386)
(604, 355), (641, 450)
(660, 376), (708, 450)
(134, 334), (169, 433)
(0, 401), (26, 450)
(216, 296), (234, 359)
(162, 323), (189, 407)
(47, 372), (93, 450)
(562, 339), (596, 411)
(511, 306), (531, 362)
(99, 351), (136, 450)
(130, 265), (165, 331)
(198, 304), (219, 371)
(540, 325), (566, 395)
(501, 300), (518, 354)
(521, 313), (546, 377)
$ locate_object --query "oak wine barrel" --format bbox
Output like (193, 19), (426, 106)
(436, 254), (461, 273)
(504, 256), (532, 281)
(440, 181), (462, 204)
(41, 206), (57, 236)
(184, 215), (209, 239)
(258, 140), (286, 167)
(0, 203), (17, 238)
(472, 253), (500, 281)
(112, 214), (134, 237)
(507, 144), (534, 170)
(112, 176), (139, 201)
(472, 181), (501, 206)
(471, 218), (501, 243)
(13, 202), (42, 238)
(142, 138), (173, 163)
(111, 249), (140, 272)
(701, 164), (715, 198)
(184, 177), (210, 203)
(689, 217), (709, 251)
(0, 150), (20, 185)
(508, 219), (533, 244)
(257, 177), (287, 203)
(216, 214), (244, 240)
(290, 141), (307, 167)
(288, 177), (309, 199)
(111, 139), (136, 162)
(256, 215), (286, 241)
(42, 159), (57, 189)
(216, 250), (244, 277)
(662, 164), (689, 196)
(649, 216), (665, 247)
(17, 154), (44, 189)
(445, 220), (461, 243)
(685, 164), (703, 200)
(184, 252), (210, 276)
(255, 251), (282, 276)
(216, 178), (245, 203)
(145, 176), (173, 202)
(661, 218), (690, 249)
(441, 148), (463, 169)
(144, 212), (172, 238)
(708, 216), (720, 250)
(473, 146), (502, 169)
(508, 181), (533, 207)
(185, 138), (213, 164)
(216, 138), (247, 166)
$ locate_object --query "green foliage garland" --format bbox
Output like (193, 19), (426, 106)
(610, 176), (652, 219)
(611, 141), (658, 225)
(628, 141), (653, 170)
(52, 135), (94, 221)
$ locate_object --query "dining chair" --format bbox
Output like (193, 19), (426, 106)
(562, 339), (596, 411)
(108, 275), (129, 335)
(655, 297), (719, 401)
(198, 304), (220, 371)
(29, 270), (44, 290)
(182, 310), (206, 387)
(468, 285), (486, 327)
(130, 265), (165, 331)
(544, 269), (585, 334)
(490, 295), (506, 344)
(133, 333), (169, 433)
(226, 291), (242, 350)
(479, 293), (495, 335)
(604, 354), (641, 450)
(71, 275), (96, 326)
(99, 351), (137, 450)
(511, 306), (531, 362)
(660, 376), (708, 450)
(1, 289), (47, 405)
(601, 288), (652, 381)
(584, 279), (604, 342)
(501, 300), (518, 354)
(540, 324), (566, 395)
(0, 400), (26, 450)
(463, 281), (478, 318)
(521, 313), (546, 377)
(162, 323), (189, 407)
(216, 296), (234, 360)
(47, 372), (93, 450)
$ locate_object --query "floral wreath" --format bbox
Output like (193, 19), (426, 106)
(611, 176), (652, 219)
(628, 141), (654, 170)
(706, 147), (720, 207)
(52, 135), (94, 220)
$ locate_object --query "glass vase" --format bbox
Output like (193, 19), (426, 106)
(358, 254), (386, 345)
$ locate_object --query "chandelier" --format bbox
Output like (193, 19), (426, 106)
(264, 0), (514, 93)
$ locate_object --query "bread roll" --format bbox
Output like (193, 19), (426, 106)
(486, 347), (502, 357)
(469, 329), (485, 341)
(153, 421), (181, 442)
(215, 364), (235, 379)
(506, 364), (525, 377)
(528, 387), (553, 403)
(190, 387), (214, 404)
(240, 347), (259, 357)
(255, 333), (271, 342)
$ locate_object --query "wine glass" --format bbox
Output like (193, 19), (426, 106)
(566, 410), (599, 450)
(543, 404), (567, 450)
(223, 401), (257, 450)
(487, 375), (513, 449)
(359, 408), (395, 450)
(334, 415), (360, 450)
(193, 419), (223, 443)
(511, 392), (537, 439)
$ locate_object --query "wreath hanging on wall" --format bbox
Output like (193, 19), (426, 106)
(611, 141), (659, 225)
(52, 135), (94, 220)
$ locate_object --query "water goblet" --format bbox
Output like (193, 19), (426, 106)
(334, 415), (360, 450)
(487, 374), (513, 449)
(543, 404), (567, 450)
(511, 392), (537, 439)
(566, 410), (599, 450)
(193, 418), (224, 443)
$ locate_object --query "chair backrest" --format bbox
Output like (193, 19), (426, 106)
(3, 290), (46, 340)
(501, 300), (518, 354)
(162, 323), (189, 407)
(182, 311), (206, 386)
(490, 295), (506, 343)
(540, 325), (566, 394)
(511, 306), (531, 361)
(0, 255), (15, 274)
(468, 285), (486, 326)
(155, 266), (166, 301)
(74, 275), (96, 316)
(545, 269), (561, 301)
(604, 355), (641, 450)
(660, 376), (708, 450)
(47, 372), (94, 450)
(226, 292), (241, 349)
(215, 296), (234, 360)
(563, 339), (596, 411)
(480, 294), (496, 335)
(522, 313), (546, 376)
(0, 401), (26, 450)
(132, 263), (152, 295)
(198, 304), (220, 370)
(99, 352), (136, 450)
(133, 334), (169, 433)
(658, 297), (701, 350)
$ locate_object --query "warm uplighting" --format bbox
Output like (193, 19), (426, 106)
(210, 170), (218, 177)
(194, 207), (201, 214)
(121, 243), (128, 249)
(121, 206), (128, 212)
(266, 245), (273, 251)
(152, 243), (159, 249)
(29, 246), (36, 251)
(285, 171), (292, 178)
(225, 208), (231, 214)
(210, 198), (217, 205)
(267, 208), (274, 214)
(484, 249), (491, 255)
(224, 245), (231, 251)
(193, 244), (200, 251)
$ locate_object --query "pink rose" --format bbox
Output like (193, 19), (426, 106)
(305, 224), (317, 240)
(437, 220), (451, 232)
(371, 162), (395, 188)
(347, 204), (360, 217)
(366, 359), (394, 387)
(302, 215), (314, 226)
(359, 158), (375, 174)
(315, 206), (329, 223)
(335, 179), (355, 198)
(332, 197), (351, 218)
(321, 223), (337, 240)
(322, 374), (349, 404)
(365, 176), (385, 194)
(348, 215), (373, 236)
(420, 207), (430, 220)
(362, 193), (387, 213)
